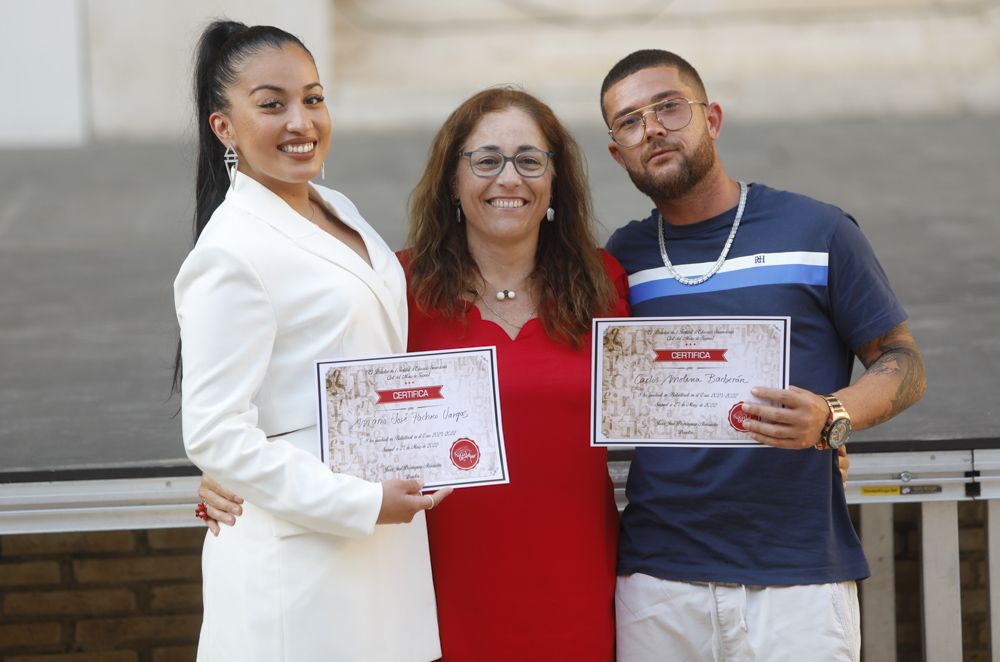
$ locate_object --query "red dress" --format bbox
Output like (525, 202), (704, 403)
(404, 251), (630, 661)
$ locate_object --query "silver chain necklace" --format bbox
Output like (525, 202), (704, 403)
(657, 180), (748, 286)
(473, 288), (533, 330)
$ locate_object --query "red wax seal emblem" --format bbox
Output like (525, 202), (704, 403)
(450, 438), (480, 470)
(729, 401), (760, 433)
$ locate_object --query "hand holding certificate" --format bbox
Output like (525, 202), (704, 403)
(316, 347), (509, 490)
(592, 317), (790, 447)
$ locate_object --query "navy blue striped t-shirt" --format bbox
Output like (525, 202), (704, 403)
(606, 183), (905, 585)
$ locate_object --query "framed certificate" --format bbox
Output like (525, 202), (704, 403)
(591, 317), (790, 447)
(315, 347), (508, 490)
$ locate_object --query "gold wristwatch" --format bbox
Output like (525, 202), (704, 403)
(815, 395), (852, 450)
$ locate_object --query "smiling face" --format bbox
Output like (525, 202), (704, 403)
(453, 107), (553, 251)
(209, 44), (330, 202)
(603, 65), (720, 202)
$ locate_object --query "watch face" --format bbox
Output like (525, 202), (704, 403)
(828, 419), (852, 448)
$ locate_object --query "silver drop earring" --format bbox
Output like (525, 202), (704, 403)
(546, 207), (555, 222)
(321, 162), (326, 181)
(456, 204), (463, 224)
(223, 145), (239, 190)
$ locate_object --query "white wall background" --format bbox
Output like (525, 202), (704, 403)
(0, 0), (331, 146)
(85, 0), (331, 142)
(0, 0), (89, 146)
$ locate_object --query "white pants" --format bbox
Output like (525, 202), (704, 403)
(616, 573), (860, 662)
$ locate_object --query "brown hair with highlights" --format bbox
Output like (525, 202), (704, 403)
(406, 87), (615, 347)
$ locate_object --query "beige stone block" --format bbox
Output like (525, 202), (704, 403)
(0, 622), (62, 647)
(150, 583), (202, 612)
(4, 588), (136, 616)
(152, 645), (198, 662)
(960, 558), (981, 588)
(146, 528), (204, 552)
(960, 527), (986, 552)
(0, 561), (62, 587)
(1, 531), (137, 557)
(6, 652), (139, 662)
(73, 555), (201, 584)
(75, 615), (201, 649)
(961, 588), (987, 615)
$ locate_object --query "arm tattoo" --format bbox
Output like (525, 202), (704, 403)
(857, 322), (927, 426)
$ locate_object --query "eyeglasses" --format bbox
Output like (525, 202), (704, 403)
(608, 97), (707, 148)
(459, 148), (554, 178)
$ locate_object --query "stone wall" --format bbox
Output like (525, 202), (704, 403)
(0, 529), (203, 661)
(331, 0), (1000, 127)
(2, 0), (998, 145)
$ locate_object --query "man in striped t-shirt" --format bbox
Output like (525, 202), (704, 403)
(601, 49), (926, 662)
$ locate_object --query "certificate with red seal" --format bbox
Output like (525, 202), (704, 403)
(591, 317), (790, 447)
(315, 347), (509, 489)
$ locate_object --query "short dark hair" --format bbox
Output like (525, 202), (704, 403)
(599, 49), (707, 124)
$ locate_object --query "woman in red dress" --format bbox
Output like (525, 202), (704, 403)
(402, 87), (628, 660)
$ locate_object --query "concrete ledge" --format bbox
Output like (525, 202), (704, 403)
(0, 477), (203, 535)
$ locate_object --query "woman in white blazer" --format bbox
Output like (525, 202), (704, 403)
(173, 21), (444, 661)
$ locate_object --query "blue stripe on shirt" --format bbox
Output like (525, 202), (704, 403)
(629, 264), (829, 305)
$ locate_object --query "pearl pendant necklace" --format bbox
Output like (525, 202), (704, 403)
(496, 289), (516, 301)
(657, 180), (748, 286)
(473, 289), (530, 330)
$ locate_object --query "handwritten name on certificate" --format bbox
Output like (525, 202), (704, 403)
(591, 317), (790, 447)
(315, 347), (509, 490)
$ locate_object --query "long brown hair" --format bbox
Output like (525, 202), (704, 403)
(407, 87), (615, 347)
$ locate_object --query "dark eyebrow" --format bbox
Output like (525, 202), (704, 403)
(249, 82), (323, 95)
(468, 144), (545, 153)
(610, 90), (685, 123)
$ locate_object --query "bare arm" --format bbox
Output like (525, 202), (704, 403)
(742, 321), (926, 449)
(197, 474), (453, 536)
(837, 321), (926, 431)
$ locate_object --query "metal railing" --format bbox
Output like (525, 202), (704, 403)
(846, 450), (972, 661)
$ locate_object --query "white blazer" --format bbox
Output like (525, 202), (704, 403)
(174, 174), (440, 662)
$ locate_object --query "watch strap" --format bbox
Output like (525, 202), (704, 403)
(816, 395), (850, 450)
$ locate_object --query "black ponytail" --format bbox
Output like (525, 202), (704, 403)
(172, 20), (313, 397)
(191, 20), (312, 244)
